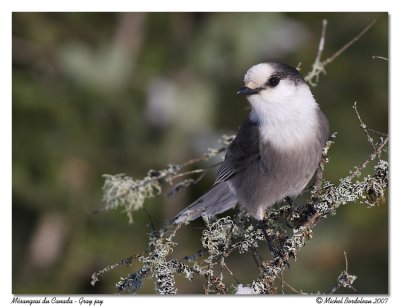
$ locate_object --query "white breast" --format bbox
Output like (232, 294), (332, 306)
(248, 82), (319, 151)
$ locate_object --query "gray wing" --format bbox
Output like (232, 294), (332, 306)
(172, 182), (237, 224)
(173, 119), (262, 224)
(317, 108), (330, 146)
(214, 119), (261, 185)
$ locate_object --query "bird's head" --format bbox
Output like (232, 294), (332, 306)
(237, 62), (317, 123)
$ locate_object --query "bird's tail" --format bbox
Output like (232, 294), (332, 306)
(172, 182), (237, 224)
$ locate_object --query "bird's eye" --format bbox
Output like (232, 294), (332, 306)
(266, 77), (280, 87)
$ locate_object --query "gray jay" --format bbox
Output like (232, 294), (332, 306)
(173, 62), (329, 224)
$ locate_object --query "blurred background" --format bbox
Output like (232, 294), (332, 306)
(12, 12), (388, 294)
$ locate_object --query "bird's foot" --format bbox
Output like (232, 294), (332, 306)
(273, 255), (291, 269)
(259, 220), (291, 270)
(284, 196), (298, 229)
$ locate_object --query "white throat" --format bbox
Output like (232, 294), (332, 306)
(248, 83), (319, 151)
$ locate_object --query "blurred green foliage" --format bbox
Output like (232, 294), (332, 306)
(12, 12), (388, 294)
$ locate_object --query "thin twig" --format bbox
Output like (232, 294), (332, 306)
(323, 19), (376, 66)
(366, 128), (387, 137)
(143, 206), (157, 232)
(304, 19), (328, 86)
(344, 251), (349, 273)
(91, 255), (136, 286)
(221, 260), (240, 284)
(315, 19), (328, 64)
(276, 274), (303, 294)
(330, 282), (340, 294)
(251, 247), (263, 271)
(329, 252), (357, 294)
(305, 19), (376, 86)
(349, 136), (388, 180)
(180, 146), (228, 168)
(183, 248), (208, 262)
(372, 55), (388, 61)
(353, 102), (377, 150)
(168, 169), (207, 182)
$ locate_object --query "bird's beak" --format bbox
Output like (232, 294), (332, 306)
(237, 86), (262, 95)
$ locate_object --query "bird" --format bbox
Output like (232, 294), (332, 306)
(173, 62), (329, 224)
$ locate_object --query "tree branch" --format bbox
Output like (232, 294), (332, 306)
(92, 18), (387, 295)
(304, 19), (376, 86)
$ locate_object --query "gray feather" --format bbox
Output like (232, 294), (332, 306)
(229, 108), (329, 219)
(214, 119), (262, 185)
(173, 182), (237, 224)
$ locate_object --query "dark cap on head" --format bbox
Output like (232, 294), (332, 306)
(268, 62), (306, 85)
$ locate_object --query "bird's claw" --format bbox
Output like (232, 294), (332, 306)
(273, 255), (291, 269)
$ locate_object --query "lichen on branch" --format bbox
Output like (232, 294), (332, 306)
(92, 19), (388, 294)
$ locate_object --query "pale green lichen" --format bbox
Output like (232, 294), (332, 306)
(102, 173), (162, 223)
(100, 135), (235, 223)
(94, 127), (388, 294)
